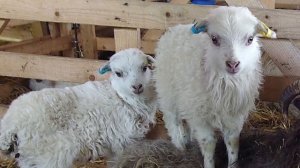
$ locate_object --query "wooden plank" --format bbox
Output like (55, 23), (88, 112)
(0, 0), (299, 39)
(275, 0), (300, 9)
(142, 29), (165, 41)
(96, 37), (156, 54)
(261, 39), (300, 77)
(60, 23), (74, 57)
(0, 35), (72, 55)
(260, 76), (300, 102)
(0, 51), (107, 83)
(80, 25), (97, 59)
(7, 20), (35, 27)
(225, 0), (275, 8)
(217, 0), (300, 9)
(114, 28), (141, 51)
(170, 0), (190, 4)
(0, 19), (10, 34)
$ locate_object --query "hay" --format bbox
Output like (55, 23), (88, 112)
(244, 101), (296, 133)
(0, 76), (30, 105)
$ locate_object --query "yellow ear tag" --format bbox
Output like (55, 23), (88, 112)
(258, 21), (277, 39)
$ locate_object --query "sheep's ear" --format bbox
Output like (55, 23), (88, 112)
(191, 20), (208, 34)
(256, 21), (277, 38)
(146, 56), (156, 70)
(99, 62), (111, 74)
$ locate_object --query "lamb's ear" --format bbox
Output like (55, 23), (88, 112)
(99, 62), (111, 74)
(256, 21), (277, 38)
(191, 20), (208, 34)
(146, 55), (156, 70)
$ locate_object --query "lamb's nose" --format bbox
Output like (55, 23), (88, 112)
(226, 61), (240, 69)
(132, 84), (143, 90)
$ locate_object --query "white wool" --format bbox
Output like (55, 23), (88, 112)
(0, 48), (157, 168)
(154, 6), (263, 168)
(29, 79), (79, 91)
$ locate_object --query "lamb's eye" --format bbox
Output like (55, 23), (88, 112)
(211, 35), (220, 46)
(247, 36), (254, 45)
(115, 71), (123, 77)
(142, 66), (147, 72)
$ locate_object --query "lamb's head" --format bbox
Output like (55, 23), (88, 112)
(100, 48), (155, 99)
(194, 6), (275, 75)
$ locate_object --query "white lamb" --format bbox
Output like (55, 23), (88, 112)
(154, 6), (275, 168)
(0, 48), (157, 168)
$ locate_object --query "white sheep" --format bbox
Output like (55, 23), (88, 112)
(154, 6), (275, 168)
(0, 48), (157, 168)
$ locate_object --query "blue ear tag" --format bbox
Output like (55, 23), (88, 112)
(98, 65), (111, 75)
(191, 24), (207, 34)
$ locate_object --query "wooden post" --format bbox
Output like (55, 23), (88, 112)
(80, 25), (97, 59)
(114, 28), (141, 51)
(60, 23), (74, 57)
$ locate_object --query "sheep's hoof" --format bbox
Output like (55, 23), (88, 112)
(280, 80), (300, 116)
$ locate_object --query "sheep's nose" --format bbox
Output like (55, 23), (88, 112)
(132, 84), (142, 90)
(132, 84), (143, 94)
(226, 61), (240, 69)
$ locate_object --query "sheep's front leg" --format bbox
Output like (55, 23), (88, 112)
(163, 111), (190, 150)
(224, 129), (241, 168)
(193, 124), (216, 168)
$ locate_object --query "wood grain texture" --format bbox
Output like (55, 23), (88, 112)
(275, 0), (300, 9)
(0, 51), (107, 83)
(96, 37), (156, 54)
(114, 28), (141, 51)
(262, 39), (300, 77)
(260, 76), (300, 102)
(0, 36), (72, 55)
(0, 19), (10, 34)
(0, 0), (299, 39)
(80, 25), (97, 59)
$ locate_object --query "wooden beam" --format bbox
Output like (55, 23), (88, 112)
(260, 76), (300, 102)
(114, 28), (141, 51)
(0, 51), (107, 83)
(0, 35), (72, 55)
(80, 25), (97, 59)
(0, 19), (10, 34)
(275, 0), (300, 9)
(261, 39), (300, 77)
(142, 29), (165, 41)
(224, 0), (275, 8)
(0, 0), (299, 39)
(96, 37), (156, 54)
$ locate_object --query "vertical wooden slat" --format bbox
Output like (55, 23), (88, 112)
(60, 23), (74, 57)
(80, 25), (97, 59)
(114, 28), (141, 51)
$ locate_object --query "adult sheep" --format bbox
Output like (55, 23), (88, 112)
(0, 48), (157, 168)
(154, 6), (276, 168)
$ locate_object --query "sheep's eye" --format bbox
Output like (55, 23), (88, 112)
(142, 66), (147, 72)
(211, 35), (219, 46)
(115, 71), (123, 77)
(247, 36), (254, 45)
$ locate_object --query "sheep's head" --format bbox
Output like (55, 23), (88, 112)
(193, 6), (275, 75)
(99, 48), (155, 99)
